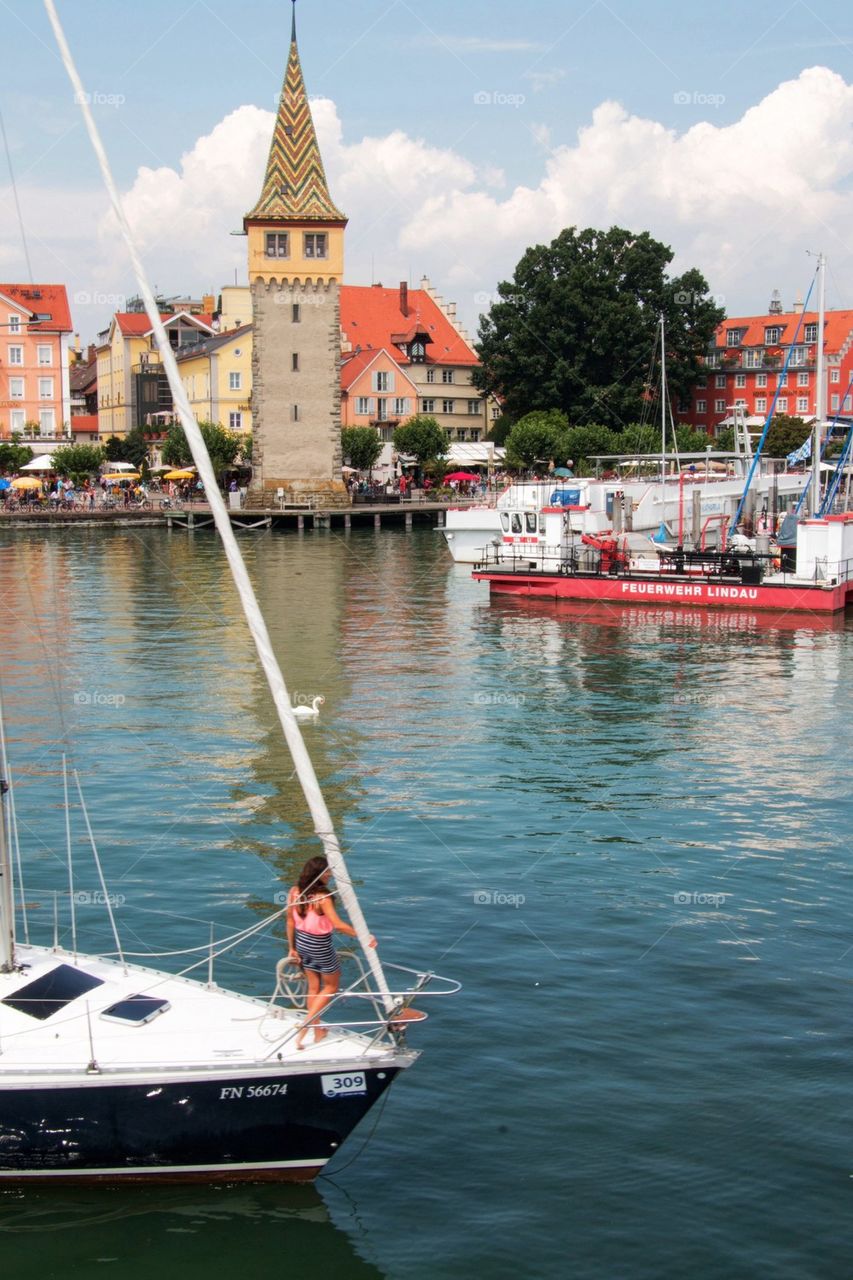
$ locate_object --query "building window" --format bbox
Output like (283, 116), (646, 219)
(830, 368), (840, 384)
(441, 369), (454, 383)
(726, 329), (744, 347)
(229, 411), (243, 430)
(8, 346), (23, 365)
(374, 371), (390, 392)
(292, 303), (301, 323)
(9, 377), (24, 400)
(755, 397), (767, 413)
(422, 398), (435, 413)
(37, 345), (52, 365)
(39, 377), (54, 399)
(291, 353), (300, 372)
(229, 371), (242, 390)
(764, 326), (781, 345)
(756, 373), (767, 388)
(409, 340), (425, 363)
(303, 233), (327, 259)
(743, 350), (762, 369)
(393, 397), (410, 416)
(696, 376), (707, 389)
(734, 398), (747, 408)
(832, 395), (840, 411)
(797, 371), (809, 387)
(442, 399), (455, 414)
(715, 398), (726, 413)
(789, 347), (807, 366)
(426, 368), (436, 383)
(375, 399), (388, 422)
(777, 397), (788, 412)
(467, 399), (480, 414)
(845, 396), (853, 412)
(491, 406), (500, 420)
(714, 374), (725, 388)
(265, 232), (289, 258)
(804, 323), (818, 343)
(735, 374), (746, 388)
(355, 396), (371, 415)
(696, 399), (706, 413)
(39, 408), (55, 434)
(796, 397), (809, 413)
(10, 409), (25, 431)
(470, 429), (481, 442)
(292, 404), (300, 421)
(778, 373), (787, 387)
(8, 314), (20, 334)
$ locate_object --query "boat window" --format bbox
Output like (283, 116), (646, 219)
(511, 514), (522, 533)
(526, 513), (537, 534)
(101, 994), (171, 1025)
(2, 964), (104, 1021)
(539, 514), (546, 533)
(500, 514), (509, 532)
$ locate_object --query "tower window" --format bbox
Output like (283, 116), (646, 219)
(409, 340), (425, 363)
(265, 233), (289, 258)
(292, 303), (301, 323)
(292, 353), (300, 371)
(292, 404), (300, 421)
(304, 233), (328, 259)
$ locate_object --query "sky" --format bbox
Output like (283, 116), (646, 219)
(1, 0), (853, 343)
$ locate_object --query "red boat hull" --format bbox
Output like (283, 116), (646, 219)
(472, 570), (852, 614)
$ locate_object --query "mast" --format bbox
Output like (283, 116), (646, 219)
(660, 312), (666, 496)
(0, 770), (15, 973)
(811, 252), (826, 516)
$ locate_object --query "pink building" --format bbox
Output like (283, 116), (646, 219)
(0, 284), (73, 441)
(341, 348), (418, 441)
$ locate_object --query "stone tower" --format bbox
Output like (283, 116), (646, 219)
(244, 1), (349, 505)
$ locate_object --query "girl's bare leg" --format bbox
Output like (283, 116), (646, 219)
(310, 972), (341, 1042)
(295, 970), (321, 1048)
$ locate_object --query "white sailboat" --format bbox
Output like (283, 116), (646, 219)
(0, 3), (457, 1183)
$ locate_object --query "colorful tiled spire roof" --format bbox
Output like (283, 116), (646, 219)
(245, 1), (346, 225)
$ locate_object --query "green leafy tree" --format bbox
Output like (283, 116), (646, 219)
(486, 413), (514, 447)
(505, 410), (569, 468)
(392, 416), (449, 466)
(122, 426), (150, 470)
(474, 226), (724, 428)
(0, 443), (33, 473)
(104, 434), (129, 463)
(764, 413), (812, 459)
(51, 444), (105, 483)
(341, 427), (383, 473)
(562, 423), (621, 473)
(161, 420), (241, 480)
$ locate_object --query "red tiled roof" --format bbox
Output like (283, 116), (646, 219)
(115, 312), (214, 336)
(70, 415), (99, 434)
(0, 284), (72, 332)
(339, 285), (478, 366)
(70, 360), (97, 393)
(717, 309), (853, 352)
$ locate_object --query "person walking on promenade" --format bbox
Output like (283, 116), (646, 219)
(286, 855), (376, 1049)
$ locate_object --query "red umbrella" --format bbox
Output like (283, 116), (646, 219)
(444, 471), (481, 482)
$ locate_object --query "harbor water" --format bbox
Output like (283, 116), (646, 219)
(0, 525), (851, 1279)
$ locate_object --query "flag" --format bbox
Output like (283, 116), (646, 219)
(786, 437), (812, 466)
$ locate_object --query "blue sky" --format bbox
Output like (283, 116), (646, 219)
(2, 0), (853, 339)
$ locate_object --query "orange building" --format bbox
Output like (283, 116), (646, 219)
(0, 284), (73, 440)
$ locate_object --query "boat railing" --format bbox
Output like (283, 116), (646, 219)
(263, 949), (461, 1055)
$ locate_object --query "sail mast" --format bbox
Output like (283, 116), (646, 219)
(811, 252), (827, 516)
(660, 313), (667, 496)
(0, 707), (15, 970)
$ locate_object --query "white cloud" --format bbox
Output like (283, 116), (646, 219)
(5, 65), (853, 341)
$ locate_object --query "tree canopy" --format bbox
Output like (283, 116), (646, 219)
(161, 421), (241, 478)
(505, 411), (569, 468)
(341, 427), (383, 473)
(51, 444), (105, 482)
(392, 415), (449, 465)
(762, 413), (812, 459)
(0, 443), (33, 473)
(474, 226), (724, 429)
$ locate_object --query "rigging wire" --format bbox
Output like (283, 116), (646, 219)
(0, 99), (33, 283)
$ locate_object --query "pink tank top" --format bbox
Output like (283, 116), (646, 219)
(289, 887), (333, 935)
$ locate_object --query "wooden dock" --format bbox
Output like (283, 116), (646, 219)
(161, 500), (455, 533)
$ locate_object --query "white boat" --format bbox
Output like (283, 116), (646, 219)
(0, 6), (458, 1183)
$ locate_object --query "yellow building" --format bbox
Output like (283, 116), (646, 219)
(176, 324), (253, 434)
(96, 310), (215, 437)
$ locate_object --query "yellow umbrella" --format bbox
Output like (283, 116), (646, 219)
(163, 469), (196, 481)
(102, 472), (141, 481)
(11, 477), (43, 490)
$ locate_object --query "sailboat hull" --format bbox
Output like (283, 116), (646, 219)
(0, 1066), (401, 1182)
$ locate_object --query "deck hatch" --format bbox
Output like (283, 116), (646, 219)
(2, 964), (104, 1020)
(100, 994), (171, 1025)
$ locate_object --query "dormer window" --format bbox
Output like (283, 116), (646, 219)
(764, 326), (781, 345)
(265, 233), (289, 259)
(803, 323), (818, 343)
(409, 340), (426, 363)
(304, 233), (327, 259)
(726, 328), (746, 347)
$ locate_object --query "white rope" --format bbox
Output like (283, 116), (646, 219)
(44, 0), (392, 1009)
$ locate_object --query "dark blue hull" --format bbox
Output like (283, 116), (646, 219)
(0, 1067), (401, 1181)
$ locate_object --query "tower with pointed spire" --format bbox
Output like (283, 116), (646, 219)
(244, 0), (348, 504)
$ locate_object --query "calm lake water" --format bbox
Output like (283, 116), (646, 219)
(0, 524), (851, 1279)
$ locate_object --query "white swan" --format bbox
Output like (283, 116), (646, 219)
(292, 696), (325, 721)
